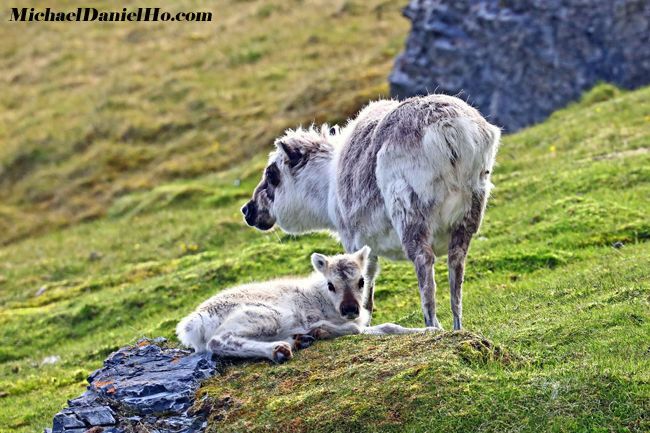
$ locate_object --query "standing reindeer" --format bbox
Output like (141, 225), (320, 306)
(242, 95), (500, 330)
(177, 247), (434, 362)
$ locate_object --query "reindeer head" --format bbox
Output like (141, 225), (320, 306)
(241, 126), (334, 233)
(311, 246), (371, 320)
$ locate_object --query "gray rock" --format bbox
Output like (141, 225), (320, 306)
(75, 406), (116, 426)
(390, 0), (650, 131)
(48, 338), (218, 433)
(52, 413), (84, 430)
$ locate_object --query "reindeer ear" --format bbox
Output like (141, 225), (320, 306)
(320, 123), (339, 137)
(354, 246), (371, 265)
(311, 253), (329, 274)
(278, 141), (303, 168)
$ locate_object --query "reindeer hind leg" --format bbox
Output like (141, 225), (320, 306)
(448, 190), (486, 330)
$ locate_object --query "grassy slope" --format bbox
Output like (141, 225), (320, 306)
(0, 1), (649, 432)
(0, 0), (404, 244)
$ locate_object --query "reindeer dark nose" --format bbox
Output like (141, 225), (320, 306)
(340, 303), (360, 319)
(241, 201), (257, 225)
(241, 202), (252, 218)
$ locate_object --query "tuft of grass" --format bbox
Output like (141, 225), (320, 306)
(579, 82), (623, 106)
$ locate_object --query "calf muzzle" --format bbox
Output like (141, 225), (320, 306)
(340, 302), (360, 319)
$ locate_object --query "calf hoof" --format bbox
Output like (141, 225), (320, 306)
(272, 343), (293, 363)
(207, 337), (221, 353)
(308, 327), (331, 340)
(293, 334), (316, 349)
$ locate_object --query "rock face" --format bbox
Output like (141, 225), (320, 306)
(47, 338), (217, 433)
(390, 0), (650, 131)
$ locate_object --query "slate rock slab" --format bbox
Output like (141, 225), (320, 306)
(46, 338), (217, 433)
(390, 0), (650, 131)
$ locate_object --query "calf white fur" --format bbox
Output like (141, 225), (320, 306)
(242, 95), (500, 330)
(177, 247), (433, 362)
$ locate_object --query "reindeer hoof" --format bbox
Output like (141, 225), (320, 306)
(272, 343), (293, 363)
(293, 334), (316, 349)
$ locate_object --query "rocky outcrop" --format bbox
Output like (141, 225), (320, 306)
(390, 0), (650, 131)
(46, 338), (217, 433)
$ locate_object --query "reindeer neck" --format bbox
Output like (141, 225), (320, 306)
(303, 152), (337, 232)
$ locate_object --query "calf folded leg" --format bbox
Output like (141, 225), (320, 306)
(308, 320), (438, 338)
(307, 321), (362, 339)
(208, 332), (292, 362)
(207, 306), (293, 362)
(362, 323), (439, 335)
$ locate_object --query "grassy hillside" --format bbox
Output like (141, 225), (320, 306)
(0, 0), (406, 245)
(1, 1), (649, 432)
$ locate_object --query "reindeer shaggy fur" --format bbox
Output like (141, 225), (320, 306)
(177, 247), (433, 362)
(242, 94), (500, 330)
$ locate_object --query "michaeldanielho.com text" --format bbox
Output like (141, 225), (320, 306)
(9, 7), (213, 22)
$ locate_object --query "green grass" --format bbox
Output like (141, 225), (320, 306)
(1, 1), (650, 432)
(0, 0), (405, 245)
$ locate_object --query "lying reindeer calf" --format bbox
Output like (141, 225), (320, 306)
(176, 246), (436, 362)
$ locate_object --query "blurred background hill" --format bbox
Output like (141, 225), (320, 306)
(1, 0), (406, 245)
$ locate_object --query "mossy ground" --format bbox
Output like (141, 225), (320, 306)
(1, 1), (650, 432)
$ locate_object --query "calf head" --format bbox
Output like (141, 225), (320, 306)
(242, 126), (333, 233)
(311, 246), (371, 320)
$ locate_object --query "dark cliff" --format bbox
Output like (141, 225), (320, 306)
(390, 0), (650, 131)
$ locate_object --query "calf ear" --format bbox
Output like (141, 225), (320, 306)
(311, 253), (329, 274)
(354, 246), (371, 265)
(277, 141), (303, 168)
